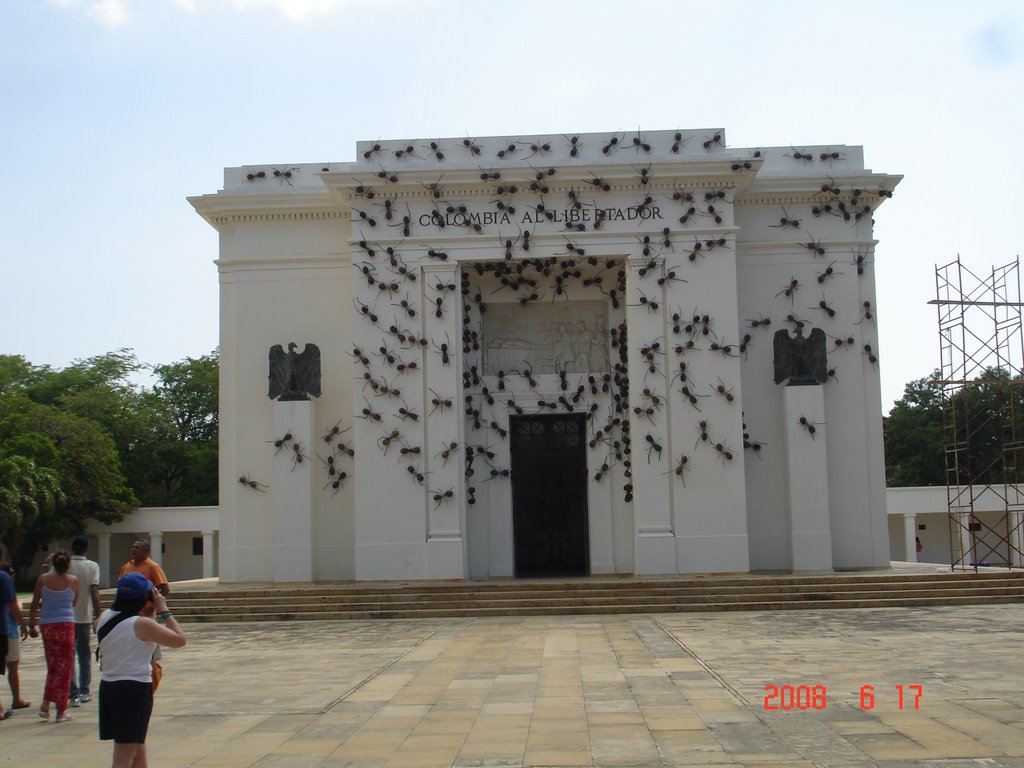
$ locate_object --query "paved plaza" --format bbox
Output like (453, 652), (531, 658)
(1, 604), (1022, 767)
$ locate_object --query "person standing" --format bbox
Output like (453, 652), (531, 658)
(0, 558), (28, 721)
(119, 540), (170, 597)
(68, 535), (101, 706)
(97, 573), (185, 768)
(28, 550), (79, 722)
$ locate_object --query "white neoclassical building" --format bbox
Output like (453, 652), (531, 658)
(188, 129), (901, 583)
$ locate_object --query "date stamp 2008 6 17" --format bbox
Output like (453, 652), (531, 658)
(763, 684), (923, 711)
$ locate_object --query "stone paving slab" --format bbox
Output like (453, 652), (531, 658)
(0, 605), (1021, 767)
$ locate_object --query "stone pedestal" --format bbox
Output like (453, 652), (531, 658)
(782, 385), (833, 570)
(273, 399), (315, 582)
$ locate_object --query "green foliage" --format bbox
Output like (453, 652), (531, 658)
(884, 371), (946, 486)
(0, 455), (63, 531)
(125, 353), (219, 507)
(884, 368), (1024, 486)
(0, 349), (219, 567)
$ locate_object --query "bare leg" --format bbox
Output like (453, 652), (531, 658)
(7, 660), (30, 707)
(112, 743), (141, 768)
(131, 743), (147, 768)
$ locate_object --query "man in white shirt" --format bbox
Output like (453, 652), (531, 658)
(68, 535), (101, 706)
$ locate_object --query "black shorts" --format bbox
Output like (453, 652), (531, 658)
(99, 680), (153, 744)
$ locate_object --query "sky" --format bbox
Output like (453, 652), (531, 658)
(1, 0), (1022, 414)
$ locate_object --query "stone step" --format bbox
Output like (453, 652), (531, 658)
(163, 570), (1023, 600)
(169, 577), (1024, 607)
(166, 575), (1024, 622)
(176, 592), (1024, 623)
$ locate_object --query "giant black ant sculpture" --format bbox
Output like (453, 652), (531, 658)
(436, 440), (459, 465)
(801, 238), (827, 257)
(423, 140), (445, 160)
(665, 454), (689, 485)
(644, 433), (663, 463)
(432, 335), (451, 365)
(268, 431), (294, 456)
(238, 475), (267, 492)
(429, 389), (453, 415)
(431, 488), (455, 509)
(289, 441), (309, 471)
(395, 403), (420, 422)
(770, 207), (801, 228)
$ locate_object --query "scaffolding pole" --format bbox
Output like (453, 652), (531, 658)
(932, 256), (1024, 571)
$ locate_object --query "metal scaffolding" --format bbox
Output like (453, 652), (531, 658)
(933, 256), (1024, 570)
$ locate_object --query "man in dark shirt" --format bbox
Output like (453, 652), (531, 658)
(0, 558), (27, 720)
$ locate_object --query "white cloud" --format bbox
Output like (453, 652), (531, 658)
(48, 0), (403, 25)
(227, 0), (371, 22)
(85, 0), (132, 25)
(49, 0), (132, 25)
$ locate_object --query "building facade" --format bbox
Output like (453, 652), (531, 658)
(189, 129), (900, 583)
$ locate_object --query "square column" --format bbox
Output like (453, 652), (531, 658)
(624, 257), (676, 573)
(148, 532), (164, 563)
(782, 384), (833, 570)
(421, 263), (467, 579)
(97, 532), (112, 589)
(202, 529), (217, 578)
(273, 399), (315, 582)
(903, 513), (918, 562)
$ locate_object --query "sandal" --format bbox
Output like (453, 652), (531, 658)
(55, 713), (72, 723)
(38, 708), (49, 720)
(2, 709), (12, 720)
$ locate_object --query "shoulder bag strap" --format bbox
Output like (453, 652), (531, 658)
(96, 611), (135, 645)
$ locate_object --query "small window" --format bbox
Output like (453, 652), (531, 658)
(192, 537), (203, 556)
(969, 522), (983, 532)
(918, 524), (926, 530)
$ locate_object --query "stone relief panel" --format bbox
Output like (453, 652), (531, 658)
(484, 301), (609, 374)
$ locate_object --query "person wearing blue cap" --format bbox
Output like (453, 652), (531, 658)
(96, 572), (185, 768)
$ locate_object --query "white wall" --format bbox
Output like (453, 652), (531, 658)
(210, 210), (355, 583)
(191, 130), (900, 582)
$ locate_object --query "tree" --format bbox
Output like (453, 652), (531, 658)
(0, 394), (136, 574)
(126, 353), (219, 507)
(0, 455), (63, 535)
(884, 371), (946, 486)
(884, 368), (1024, 486)
(0, 348), (219, 568)
(0, 354), (37, 392)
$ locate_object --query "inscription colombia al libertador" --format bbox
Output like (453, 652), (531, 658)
(418, 205), (664, 228)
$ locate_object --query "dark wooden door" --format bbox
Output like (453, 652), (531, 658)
(510, 415), (589, 576)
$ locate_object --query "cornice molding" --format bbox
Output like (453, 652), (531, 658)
(188, 191), (341, 229)
(738, 172), (902, 205)
(736, 239), (879, 255)
(216, 253), (352, 271)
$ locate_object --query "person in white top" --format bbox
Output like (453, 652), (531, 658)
(96, 573), (185, 768)
(68, 535), (101, 706)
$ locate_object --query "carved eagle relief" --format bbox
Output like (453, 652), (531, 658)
(268, 342), (321, 400)
(773, 328), (828, 385)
